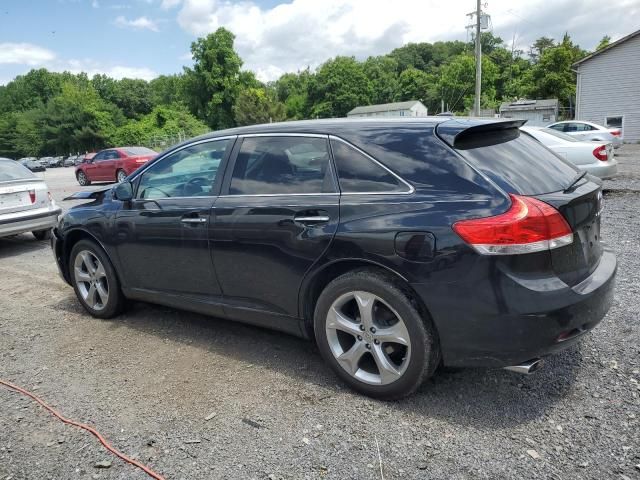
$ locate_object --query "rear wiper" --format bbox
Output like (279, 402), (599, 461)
(563, 171), (587, 193)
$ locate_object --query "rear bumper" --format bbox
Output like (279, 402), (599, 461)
(579, 160), (618, 179)
(412, 249), (617, 368)
(0, 207), (62, 238)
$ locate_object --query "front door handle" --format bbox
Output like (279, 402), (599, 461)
(181, 217), (207, 224)
(293, 215), (330, 224)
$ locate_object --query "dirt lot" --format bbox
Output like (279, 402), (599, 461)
(1, 149), (639, 480)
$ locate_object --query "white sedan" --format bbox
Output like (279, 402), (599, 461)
(546, 120), (623, 148)
(521, 126), (618, 179)
(0, 158), (61, 240)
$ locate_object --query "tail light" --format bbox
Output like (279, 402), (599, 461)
(593, 145), (608, 162)
(452, 194), (573, 255)
(28, 190), (36, 204)
(135, 158), (148, 164)
(610, 130), (621, 137)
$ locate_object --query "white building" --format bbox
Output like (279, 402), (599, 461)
(347, 100), (428, 118)
(499, 99), (559, 127)
(574, 29), (640, 143)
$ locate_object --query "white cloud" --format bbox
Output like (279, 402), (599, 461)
(0, 43), (57, 65)
(175, 0), (640, 81)
(114, 15), (160, 32)
(64, 59), (158, 80)
(161, 0), (182, 9)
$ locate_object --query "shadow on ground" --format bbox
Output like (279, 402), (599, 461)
(52, 294), (583, 430)
(0, 235), (50, 260)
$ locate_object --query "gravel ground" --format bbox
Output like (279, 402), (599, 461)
(1, 149), (639, 480)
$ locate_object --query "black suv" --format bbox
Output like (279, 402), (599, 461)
(53, 118), (616, 399)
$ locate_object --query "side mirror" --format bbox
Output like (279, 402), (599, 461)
(114, 181), (133, 201)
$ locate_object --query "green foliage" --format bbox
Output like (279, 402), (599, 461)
(596, 36), (611, 51)
(234, 87), (286, 126)
(183, 28), (244, 129)
(114, 105), (209, 148)
(308, 57), (372, 118)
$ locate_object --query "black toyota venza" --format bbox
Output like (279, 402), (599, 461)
(52, 118), (616, 399)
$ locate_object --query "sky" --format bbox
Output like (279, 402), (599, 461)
(1, 0), (639, 85)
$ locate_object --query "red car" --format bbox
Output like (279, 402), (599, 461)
(75, 147), (157, 186)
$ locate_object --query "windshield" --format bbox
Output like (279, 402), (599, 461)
(0, 160), (36, 182)
(541, 128), (580, 142)
(124, 147), (157, 156)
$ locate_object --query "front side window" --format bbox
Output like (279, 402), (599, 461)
(136, 139), (229, 199)
(229, 136), (334, 195)
(330, 139), (410, 193)
(92, 151), (106, 161)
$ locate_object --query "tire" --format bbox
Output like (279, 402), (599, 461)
(116, 169), (127, 183)
(314, 269), (440, 400)
(77, 171), (90, 186)
(32, 229), (52, 241)
(69, 239), (125, 318)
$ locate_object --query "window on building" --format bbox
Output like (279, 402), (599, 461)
(605, 116), (624, 129)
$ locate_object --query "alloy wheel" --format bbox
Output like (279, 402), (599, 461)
(78, 172), (88, 186)
(73, 250), (109, 311)
(325, 291), (411, 385)
(117, 170), (127, 183)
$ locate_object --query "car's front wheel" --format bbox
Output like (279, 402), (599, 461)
(69, 240), (125, 318)
(314, 269), (439, 400)
(77, 171), (90, 186)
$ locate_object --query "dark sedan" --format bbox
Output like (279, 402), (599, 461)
(52, 118), (616, 399)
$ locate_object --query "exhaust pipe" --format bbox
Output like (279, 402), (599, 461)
(504, 358), (544, 375)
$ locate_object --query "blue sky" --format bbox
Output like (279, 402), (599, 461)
(1, 0), (638, 85)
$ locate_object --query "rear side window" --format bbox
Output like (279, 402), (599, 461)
(229, 136), (334, 195)
(330, 139), (409, 193)
(457, 129), (578, 195)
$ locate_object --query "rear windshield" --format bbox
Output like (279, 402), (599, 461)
(456, 129), (578, 195)
(0, 160), (35, 182)
(124, 147), (156, 156)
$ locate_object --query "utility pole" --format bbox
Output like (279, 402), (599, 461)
(473, 0), (482, 116)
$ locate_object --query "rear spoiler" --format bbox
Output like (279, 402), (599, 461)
(436, 119), (526, 149)
(63, 187), (111, 201)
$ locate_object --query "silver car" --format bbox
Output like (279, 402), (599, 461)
(546, 120), (623, 148)
(0, 158), (61, 240)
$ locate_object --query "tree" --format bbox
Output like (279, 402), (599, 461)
(114, 104), (209, 147)
(527, 33), (587, 107)
(596, 35), (611, 51)
(234, 87), (286, 126)
(394, 68), (435, 105)
(529, 36), (555, 62)
(308, 56), (372, 118)
(183, 28), (243, 129)
(0, 68), (63, 113)
(39, 82), (123, 154)
(274, 69), (314, 119)
(150, 75), (185, 106)
(437, 54), (498, 112)
(363, 56), (400, 105)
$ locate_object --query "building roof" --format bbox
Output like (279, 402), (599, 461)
(573, 29), (640, 68)
(499, 99), (558, 112)
(347, 100), (424, 115)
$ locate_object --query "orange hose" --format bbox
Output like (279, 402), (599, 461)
(0, 378), (166, 480)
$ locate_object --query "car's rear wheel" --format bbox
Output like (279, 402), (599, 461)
(314, 269), (439, 400)
(69, 240), (125, 318)
(32, 229), (52, 241)
(116, 169), (127, 183)
(77, 171), (90, 186)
